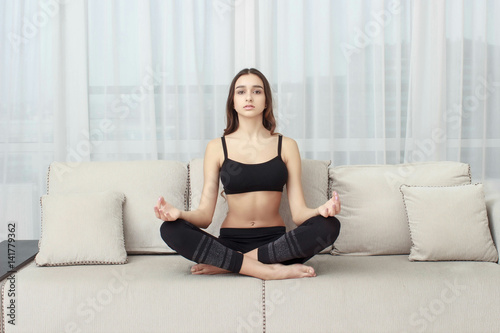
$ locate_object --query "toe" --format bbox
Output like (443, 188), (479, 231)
(305, 266), (316, 277)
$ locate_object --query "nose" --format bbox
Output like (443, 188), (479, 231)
(246, 93), (253, 101)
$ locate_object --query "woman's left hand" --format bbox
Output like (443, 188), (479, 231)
(318, 191), (341, 217)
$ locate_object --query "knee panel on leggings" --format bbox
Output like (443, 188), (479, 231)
(160, 220), (244, 273)
(257, 215), (341, 264)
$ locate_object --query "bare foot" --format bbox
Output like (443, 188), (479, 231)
(191, 264), (230, 275)
(267, 263), (316, 280)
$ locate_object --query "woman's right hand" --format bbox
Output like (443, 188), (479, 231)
(154, 196), (181, 221)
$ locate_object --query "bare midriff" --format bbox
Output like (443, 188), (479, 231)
(221, 191), (285, 228)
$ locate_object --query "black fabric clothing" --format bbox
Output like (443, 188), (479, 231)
(159, 215), (341, 274)
(160, 219), (245, 273)
(257, 216), (340, 265)
(218, 226), (286, 253)
(219, 135), (288, 195)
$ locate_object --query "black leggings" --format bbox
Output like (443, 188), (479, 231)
(159, 215), (340, 274)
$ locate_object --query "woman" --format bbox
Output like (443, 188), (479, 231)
(154, 68), (341, 280)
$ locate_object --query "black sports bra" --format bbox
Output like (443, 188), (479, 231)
(220, 135), (288, 195)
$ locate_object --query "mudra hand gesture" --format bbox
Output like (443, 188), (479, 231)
(317, 191), (341, 218)
(154, 196), (181, 221)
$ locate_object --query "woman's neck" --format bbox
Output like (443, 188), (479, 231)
(232, 117), (270, 140)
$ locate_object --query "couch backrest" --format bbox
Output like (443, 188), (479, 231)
(46, 159), (482, 258)
(329, 161), (472, 255)
(47, 160), (188, 253)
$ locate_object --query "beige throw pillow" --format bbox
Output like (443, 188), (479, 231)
(36, 191), (128, 266)
(400, 183), (498, 262)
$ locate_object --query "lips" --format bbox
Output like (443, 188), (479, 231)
(244, 105), (255, 110)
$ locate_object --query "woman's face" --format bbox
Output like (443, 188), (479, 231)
(233, 74), (267, 119)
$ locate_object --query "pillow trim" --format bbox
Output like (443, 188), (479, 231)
(38, 195), (44, 252)
(36, 192), (128, 267)
(46, 163), (51, 195)
(119, 195), (127, 260)
(326, 161), (342, 255)
(1, 281), (6, 333)
(467, 164), (472, 184)
(399, 182), (497, 262)
(186, 162), (191, 211)
(42, 163), (51, 252)
(35, 259), (128, 267)
(326, 160), (332, 200)
(400, 183), (422, 260)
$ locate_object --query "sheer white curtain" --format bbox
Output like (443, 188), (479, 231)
(405, 0), (500, 181)
(0, 0), (90, 241)
(254, 0), (411, 165)
(1, 0), (499, 242)
(88, 1), (234, 161)
(251, 0), (499, 182)
(87, 0), (235, 161)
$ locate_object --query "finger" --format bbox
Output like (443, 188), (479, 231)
(333, 191), (340, 213)
(335, 198), (341, 213)
(156, 207), (165, 220)
(159, 208), (167, 221)
(154, 207), (160, 219)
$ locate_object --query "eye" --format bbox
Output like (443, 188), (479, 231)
(254, 90), (262, 94)
(236, 90), (244, 95)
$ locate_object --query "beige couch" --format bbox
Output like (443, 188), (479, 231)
(1, 159), (499, 333)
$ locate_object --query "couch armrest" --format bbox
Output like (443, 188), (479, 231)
(484, 181), (500, 264)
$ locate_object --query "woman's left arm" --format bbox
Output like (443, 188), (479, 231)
(283, 137), (341, 226)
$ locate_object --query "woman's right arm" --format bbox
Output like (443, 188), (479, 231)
(154, 138), (221, 229)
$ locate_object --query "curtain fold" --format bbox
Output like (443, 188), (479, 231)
(50, 0), (90, 163)
(405, 0), (447, 163)
(1, 0), (499, 241)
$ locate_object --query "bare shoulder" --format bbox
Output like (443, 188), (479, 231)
(281, 135), (297, 147)
(205, 137), (225, 167)
(206, 137), (223, 150)
(280, 136), (300, 164)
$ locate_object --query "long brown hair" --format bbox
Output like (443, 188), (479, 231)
(223, 68), (276, 136)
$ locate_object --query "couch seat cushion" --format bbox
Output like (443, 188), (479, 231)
(265, 254), (500, 333)
(2, 255), (263, 333)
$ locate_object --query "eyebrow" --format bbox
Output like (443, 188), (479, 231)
(235, 85), (264, 89)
